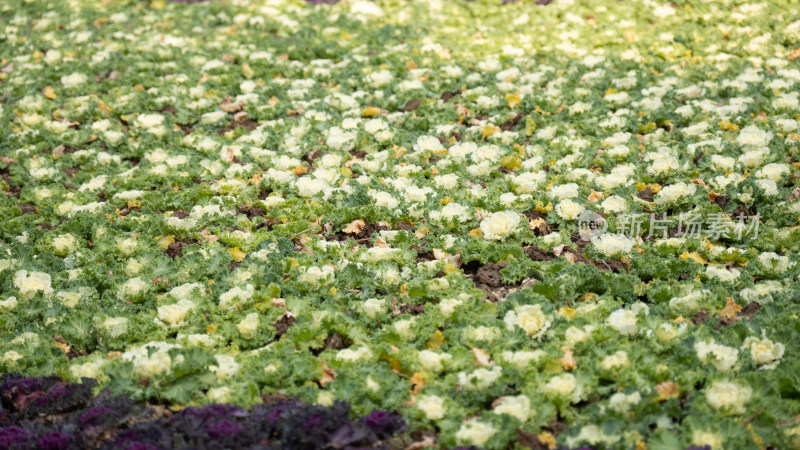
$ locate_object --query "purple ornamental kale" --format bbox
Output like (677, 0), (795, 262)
(1, 374), (408, 450)
(0, 426), (33, 448)
(206, 420), (244, 439)
(173, 403), (248, 421)
(37, 431), (73, 450)
(360, 410), (407, 439)
(78, 405), (113, 427)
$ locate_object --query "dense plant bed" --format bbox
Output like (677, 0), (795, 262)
(0, 373), (407, 449)
(1, 0), (800, 448)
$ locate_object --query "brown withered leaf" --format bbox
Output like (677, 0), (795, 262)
(317, 360), (337, 387)
(559, 346), (577, 371)
(655, 381), (679, 401)
(719, 297), (742, 319)
(343, 219), (366, 234)
(472, 348), (493, 367)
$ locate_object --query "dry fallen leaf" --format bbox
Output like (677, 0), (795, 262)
(362, 106), (381, 117)
(43, 86), (56, 100)
(529, 217), (546, 231)
(472, 348), (493, 367)
(343, 219), (366, 234)
(720, 296), (742, 319)
(373, 237), (390, 248)
(558, 307), (576, 321)
(425, 330), (445, 349)
(221, 101), (243, 113)
(559, 346), (577, 371)
(536, 431), (557, 450)
(318, 360), (337, 387)
(655, 381), (680, 401)
(482, 124), (500, 138)
(200, 228), (219, 243)
(410, 372), (425, 395)
(588, 190), (604, 203)
(505, 92), (521, 108)
(679, 251), (707, 265)
(563, 252), (577, 265)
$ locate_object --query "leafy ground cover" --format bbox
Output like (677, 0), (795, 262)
(0, 373), (406, 449)
(1, 0), (800, 448)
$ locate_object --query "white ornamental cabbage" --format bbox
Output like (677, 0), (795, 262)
(592, 233), (637, 256)
(504, 304), (551, 339)
(542, 373), (581, 403)
(555, 199), (584, 220)
(13, 270), (53, 298)
(210, 354), (240, 380)
(103, 317), (129, 338)
(157, 300), (194, 327)
(237, 313), (260, 334)
(742, 334), (785, 369)
(607, 309), (638, 336)
(654, 182), (696, 205)
(455, 420), (496, 447)
(300, 265), (335, 287)
(694, 340), (739, 372)
(480, 211), (521, 240)
(493, 395), (531, 422)
(416, 395), (446, 420)
(218, 284), (254, 311)
(418, 350), (452, 372)
(705, 380), (752, 415)
(736, 125), (771, 147)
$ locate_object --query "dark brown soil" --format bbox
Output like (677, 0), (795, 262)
(637, 187), (655, 202)
(395, 221), (415, 231)
(271, 313), (297, 341)
(403, 100), (421, 112)
(693, 310), (710, 325)
(475, 262), (506, 288)
(326, 221), (391, 242)
(523, 210), (552, 236)
(310, 332), (352, 356)
(236, 204), (265, 218)
(410, 244), (435, 263)
(525, 245), (553, 261)
(713, 194), (730, 209)
(163, 239), (198, 258)
(62, 167), (80, 178)
(216, 117), (259, 135)
(730, 203), (754, 220)
(440, 90), (459, 102)
(499, 112), (524, 131)
(395, 303), (425, 317)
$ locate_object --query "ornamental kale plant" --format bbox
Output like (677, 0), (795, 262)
(0, 374), (406, 449)
(1, 0), (800, 448)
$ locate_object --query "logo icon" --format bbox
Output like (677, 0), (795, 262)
(577, 210), (607, 241)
